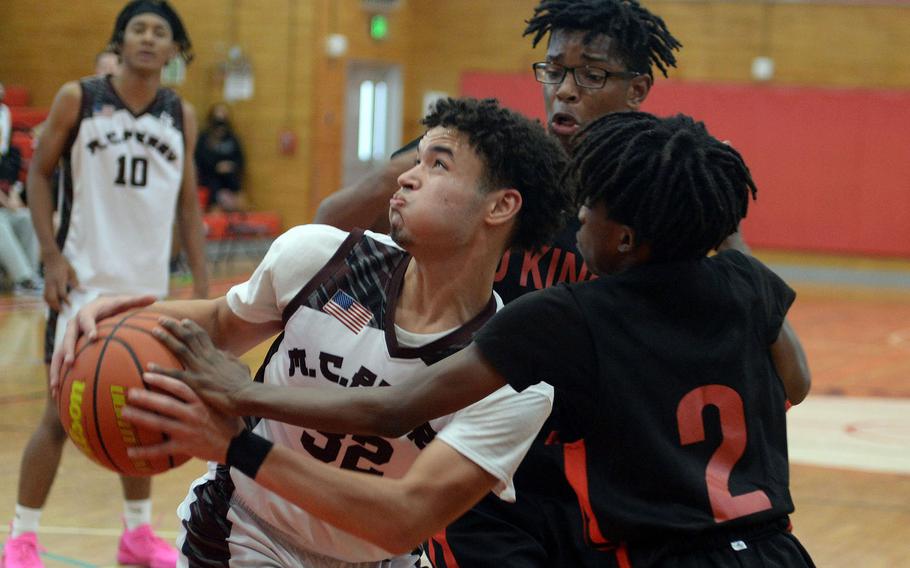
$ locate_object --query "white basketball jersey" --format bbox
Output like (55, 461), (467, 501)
(58, 76), (185, 296)
(177, 226), (553, 564)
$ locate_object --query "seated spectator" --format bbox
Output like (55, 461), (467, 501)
(195, 102), (245, 211)
(0, 81), (40, 294)
(0, 183), (42, 296)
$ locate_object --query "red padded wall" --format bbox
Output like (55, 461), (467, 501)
(461, 73), (910, 257)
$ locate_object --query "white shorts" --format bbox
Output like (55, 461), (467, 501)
(44, 288), (103, 364)
(176, 466), (425, 568)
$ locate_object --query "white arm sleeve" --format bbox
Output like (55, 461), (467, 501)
(226, 224), (351, 323)
(436, 382), (554, 501)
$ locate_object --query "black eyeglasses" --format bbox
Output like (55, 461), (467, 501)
(532, 62), (641, 89)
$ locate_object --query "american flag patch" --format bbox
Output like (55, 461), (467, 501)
(93, 103), (115, 117)
(322, 290), (373, 334)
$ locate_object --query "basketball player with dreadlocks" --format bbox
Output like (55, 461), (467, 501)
(122, 111), (815, 568)
(311, 2), (800, 565)
(438, 1), (685, 565)
(4, 2), (208, 567)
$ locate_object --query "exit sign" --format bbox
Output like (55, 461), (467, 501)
(370, 14), (389, 40)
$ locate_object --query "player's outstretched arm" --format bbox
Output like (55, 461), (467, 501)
(175, 101), (210, 299)
(50, 297), (280, 397)
(123, 372), (499, 554)
(313, 146), (416, 233)
(150, 317), (506, 436)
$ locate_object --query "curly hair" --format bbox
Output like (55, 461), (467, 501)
(422, 98), (569, 252)
(109, 0), (194, 63)
(525, 0), (681, 78)
(568, 112), (757, 261)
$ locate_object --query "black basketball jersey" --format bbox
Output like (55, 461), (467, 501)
(492, 213), (594, 483)
(493, 214), (596, 302)
(474, 250), (796, 545)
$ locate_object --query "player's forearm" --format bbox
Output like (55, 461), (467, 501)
(254, 444), (448, 554)
(26, 171), (61, 259)
(771, 319), (811, 404)
(314, 166), (400, 231)
(144, 298), (219, 333)
(177, 204), (210, 296)
(233, 381), (404, 436)
(235, 346), (507, 435)
(149, 297), (271, 355)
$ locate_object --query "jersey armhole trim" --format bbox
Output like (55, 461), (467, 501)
(280, 227), (364, 325)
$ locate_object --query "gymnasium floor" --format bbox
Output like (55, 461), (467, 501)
(0, 250), (908, 567)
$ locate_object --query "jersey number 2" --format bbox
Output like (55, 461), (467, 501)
(677, 385), (772, 523)
(115, 156), (148, 187)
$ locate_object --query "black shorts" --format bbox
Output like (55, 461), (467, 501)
(44, 308), (59, 364)
(625, 518), (816, 568)
(426, 490), (621, 568)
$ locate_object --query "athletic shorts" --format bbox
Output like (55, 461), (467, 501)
(427, 490), (619, 568)
(426, 421), (619, 568)
(44, 288), (103, 364)
(623, 518), (817, 568)
(177, 466), (424, 568)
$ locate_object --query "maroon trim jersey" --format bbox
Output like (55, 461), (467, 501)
(475, 251), (797, 546)
(177, 225), (553, 565)
(57, 75), (184, 297)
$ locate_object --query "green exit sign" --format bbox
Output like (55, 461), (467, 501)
(370, 14), (389, 40)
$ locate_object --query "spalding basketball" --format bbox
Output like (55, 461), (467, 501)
(58, 310), (190, 476)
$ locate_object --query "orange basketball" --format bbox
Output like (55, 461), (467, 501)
(58, 310), (191, 476)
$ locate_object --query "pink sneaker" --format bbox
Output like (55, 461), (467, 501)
(117, 524), (177, 568)
(2, 532), (44, 568)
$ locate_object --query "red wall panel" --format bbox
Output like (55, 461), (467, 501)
(461, 73), (910, 257)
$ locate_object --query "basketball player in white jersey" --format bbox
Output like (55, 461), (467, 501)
(54, 97), (566, 567)
(5, 3), (209, 568)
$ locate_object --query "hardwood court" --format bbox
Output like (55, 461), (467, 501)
(1, 254), (908, 567)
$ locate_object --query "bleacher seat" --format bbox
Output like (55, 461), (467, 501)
(4, 85), (30, 107)
(9, 107), (49, 130)
(197, 186), (210, 211)
(203, 210), (282, 269)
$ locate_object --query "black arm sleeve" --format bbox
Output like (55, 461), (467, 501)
(474, 285), (596, 394)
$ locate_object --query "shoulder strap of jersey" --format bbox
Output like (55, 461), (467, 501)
(280, 228), (365, 325)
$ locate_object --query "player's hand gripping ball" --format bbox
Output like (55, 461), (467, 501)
(57, 310), (190, 475)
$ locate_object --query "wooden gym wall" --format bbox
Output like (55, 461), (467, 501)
(0, 0), (321, 228)
(1, 1), (907, 234)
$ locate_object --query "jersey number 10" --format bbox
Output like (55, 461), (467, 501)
(115, 155), (149, 188)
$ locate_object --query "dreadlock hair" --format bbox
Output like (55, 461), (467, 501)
(109, 0), (194, 63)
(568, 112), (757, 261)
(525, 0), (681, 79)
(422, 98), (569, 252)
